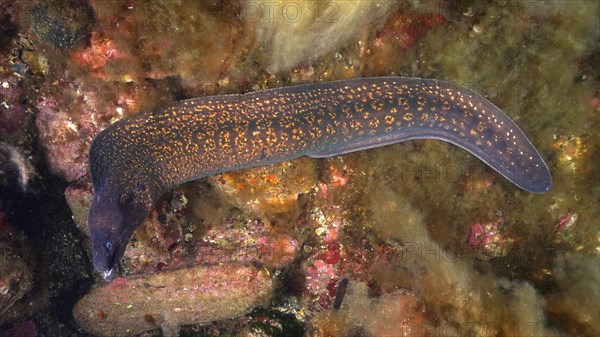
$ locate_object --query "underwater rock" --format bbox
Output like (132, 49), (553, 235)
(34, 82), (112, 182)
(122, 220), (299, 276)
(74, 185), (298, 276)
(24, 0), (95, 50)
(73, 264), (273, 337)
(71, 31), (124, 78)
(0, 69), (38, 194)
(34, 96), (88, 181)
(0, 3), (19, 54)
(292, 159), (411, 315)
(82, 1), (243, 85)
(0, 320), (37, 337)
(63, 177), (93, 235)
(209, 157), (317, 223)
(0, 226), (45, 326)
(65, 172), (299, 280)
(553, 135), (587, 174)
(0, 74), (33, 144)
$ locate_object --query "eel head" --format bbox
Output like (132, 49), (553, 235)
(87, 183), (150, 281)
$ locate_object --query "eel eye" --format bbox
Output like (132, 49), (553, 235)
(104, 241), (113, 251)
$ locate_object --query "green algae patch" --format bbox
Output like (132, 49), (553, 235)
(73, 264), (273, 337)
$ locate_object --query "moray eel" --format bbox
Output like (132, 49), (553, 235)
(88, 77), (552, 280)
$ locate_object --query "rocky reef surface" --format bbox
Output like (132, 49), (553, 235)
(74, 264), (273, 337)
(0, 1), (598, 336)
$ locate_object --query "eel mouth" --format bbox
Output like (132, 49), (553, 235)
(92, 239), (123, 282)
(102, 267), (117, 281)
(101, 240), (127, 281)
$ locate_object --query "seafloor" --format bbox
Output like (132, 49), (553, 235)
(0, 1), (598, 337)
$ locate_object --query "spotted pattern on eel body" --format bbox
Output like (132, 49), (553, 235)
(87, 77), (552, 280)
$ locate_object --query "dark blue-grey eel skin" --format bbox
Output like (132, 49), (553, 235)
(87, 77), (552, 280)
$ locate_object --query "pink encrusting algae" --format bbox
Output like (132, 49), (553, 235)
(467, 220), (514, 260)
(34, 91), (111, 182)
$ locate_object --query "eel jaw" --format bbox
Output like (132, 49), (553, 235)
(92, 236), (127, 282)
(91, 246), (119, 281)
(102, 267), (117, 281)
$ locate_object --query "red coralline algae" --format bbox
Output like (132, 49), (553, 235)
(554, 212), (578, 233)
(305, 259), (338, 310)
(468, 221), (514, 259)
(552, 211), (579, 246)
(468, 223), (486, 246)
(322, 242), (341, 265)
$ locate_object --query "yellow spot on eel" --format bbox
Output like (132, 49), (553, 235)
(87, 77), (552, 280)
